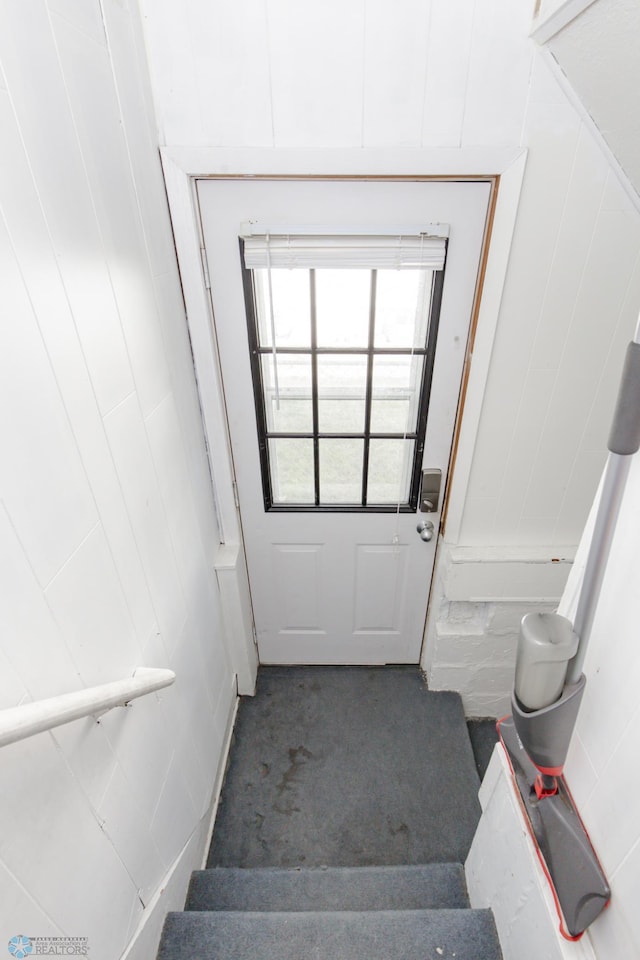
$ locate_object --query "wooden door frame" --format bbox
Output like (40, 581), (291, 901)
(160, 147), (528, 682)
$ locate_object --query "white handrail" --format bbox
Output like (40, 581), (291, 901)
(0, 668), (176, 748)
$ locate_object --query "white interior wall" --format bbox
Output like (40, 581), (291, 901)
(456, 55), (640, 549)
(424, 48), (640, 714)
(468, 445), (640, 960)
(556, 457), (640, 958)
(514, 6), (640, 954)
(1, 1), (638, 955)
(463, 4), (640, 954)
(465, 745), (597, 960)
(140, 0), (534, 151)
(0, 1), (237, 957)
(140, 0), (640, 716)
(144, 2), (640, 956)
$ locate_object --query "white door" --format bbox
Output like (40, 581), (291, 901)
(197, 179), (490, 664)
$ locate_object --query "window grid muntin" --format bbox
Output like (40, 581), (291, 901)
(310, 270), (320, 505)
(361, 271), (377, 506)
(242, 247), (445, 512)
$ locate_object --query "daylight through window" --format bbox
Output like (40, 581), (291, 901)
(241, 236), (446, 511)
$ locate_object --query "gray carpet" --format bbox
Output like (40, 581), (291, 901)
(467, 719), (499, 780)
(158, 908), (501, 960)
(158, 667), (503, 960)
(207, 666), (482, 868)
(187, 864), (468, 912)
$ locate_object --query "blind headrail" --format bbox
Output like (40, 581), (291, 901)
(0, 668), (176, 748)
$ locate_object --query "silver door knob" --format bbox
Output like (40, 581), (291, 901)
(416, 520), (434, 542)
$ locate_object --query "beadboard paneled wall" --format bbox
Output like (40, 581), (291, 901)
(0, 1), (235, 957)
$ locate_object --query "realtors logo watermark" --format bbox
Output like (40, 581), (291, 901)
(7, 938), (31, 959)
(8, 937), (88, 957)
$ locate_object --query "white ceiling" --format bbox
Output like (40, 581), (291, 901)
(548, 0), (640, 192)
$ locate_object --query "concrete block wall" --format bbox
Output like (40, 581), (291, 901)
(422, 543), (570, 716)
(427, 600), (557, 718)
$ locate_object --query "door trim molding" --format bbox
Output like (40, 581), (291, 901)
(161, 147), (528, 553)
(443, 151), (528, 542)
(162, 150), (527, 671)
(162, 145), (524, 178)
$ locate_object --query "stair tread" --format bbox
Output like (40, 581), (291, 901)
(186, 863), (468, 912)
(158, 908), (501, 960)
(209, 670), (481, 869)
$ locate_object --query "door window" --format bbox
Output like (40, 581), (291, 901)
(242, 239), (446, 511)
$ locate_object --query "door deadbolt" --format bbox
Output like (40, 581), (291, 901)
(420, 468), (442, 513)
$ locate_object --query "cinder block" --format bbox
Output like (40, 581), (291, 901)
(430, 662), (515, 696)
(433, 630), (515, 667)
(461, 690), (512, 719)
(488, 602), (557, 635)
(436, 601), (493, 637)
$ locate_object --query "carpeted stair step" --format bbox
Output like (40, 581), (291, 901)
(186, 863), (469, 912)
(157, 908), (501, 960)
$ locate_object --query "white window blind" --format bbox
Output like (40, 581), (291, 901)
(242, 233), (447, 271)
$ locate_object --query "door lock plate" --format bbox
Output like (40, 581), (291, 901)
(419, 469), (441, 513)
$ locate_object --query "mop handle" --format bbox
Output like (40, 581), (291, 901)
(566, 339), (640, 685)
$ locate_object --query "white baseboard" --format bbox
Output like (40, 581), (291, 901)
(121, 675), (239, 960)
(201, 689), (239, 868)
